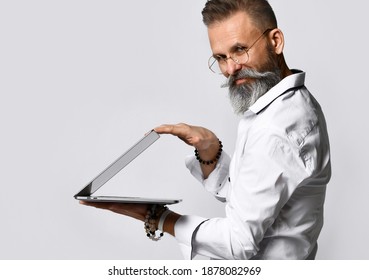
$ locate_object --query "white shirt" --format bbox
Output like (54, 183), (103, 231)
(174, 71), (331, 260)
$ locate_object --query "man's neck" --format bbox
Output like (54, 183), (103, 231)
(278, 54), (293, 79)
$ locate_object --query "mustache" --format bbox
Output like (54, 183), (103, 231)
(221, 68), (275, 88)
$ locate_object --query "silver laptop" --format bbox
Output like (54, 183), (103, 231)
(74, 130), (181, 205)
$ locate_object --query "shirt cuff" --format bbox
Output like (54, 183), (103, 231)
(174, 215), (208, 260)
(185, 152), (231, 197)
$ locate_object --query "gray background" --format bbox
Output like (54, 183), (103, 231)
(1, 0), (368, 259)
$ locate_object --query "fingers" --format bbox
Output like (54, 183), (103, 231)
(153, 124), (173, 134)
(79, 201), (150, 221)
(154, 123), (219, 151)
(154, 123), (192, 144)
(79, 200), (113, 210)
(154, 123), (189, 136)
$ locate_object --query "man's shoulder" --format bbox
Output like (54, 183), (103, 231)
(250, 86), (325, 143)
(260, 86), (319, 121)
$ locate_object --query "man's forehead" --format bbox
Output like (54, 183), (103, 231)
(208, 11), (254, 32)
(207, 12), (258, 53)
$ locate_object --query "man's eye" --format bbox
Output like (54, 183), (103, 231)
(235, 46), (247, 53)
(214, 55), (226, 62)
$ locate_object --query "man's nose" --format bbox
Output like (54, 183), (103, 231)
(224, 58), (242, 76)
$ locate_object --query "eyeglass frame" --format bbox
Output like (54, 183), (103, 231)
(208, 28), (273, 74)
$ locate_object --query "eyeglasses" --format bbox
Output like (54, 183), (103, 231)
(208, 29), (273, 74)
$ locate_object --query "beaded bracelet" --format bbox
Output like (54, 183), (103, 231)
(194, 139), (223, 165)
(144, 205), (168, 241)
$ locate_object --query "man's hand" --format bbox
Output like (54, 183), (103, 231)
(154, 123), (218, 151)
(79, 201), (149, 221)
(154, 123), (221, 179)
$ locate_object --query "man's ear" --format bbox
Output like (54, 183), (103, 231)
(269, 28), (285, 55)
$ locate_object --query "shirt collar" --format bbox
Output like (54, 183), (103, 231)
(247, 70), (306, 115)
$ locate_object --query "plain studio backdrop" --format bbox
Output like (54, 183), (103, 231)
(1, 0), (368, 260)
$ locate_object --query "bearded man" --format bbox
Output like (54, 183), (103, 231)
(80, 0), (331, 260)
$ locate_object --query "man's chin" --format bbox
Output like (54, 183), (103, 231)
(228, 88), (253, 115)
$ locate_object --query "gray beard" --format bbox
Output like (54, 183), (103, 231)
(222, 68), (281, 115)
